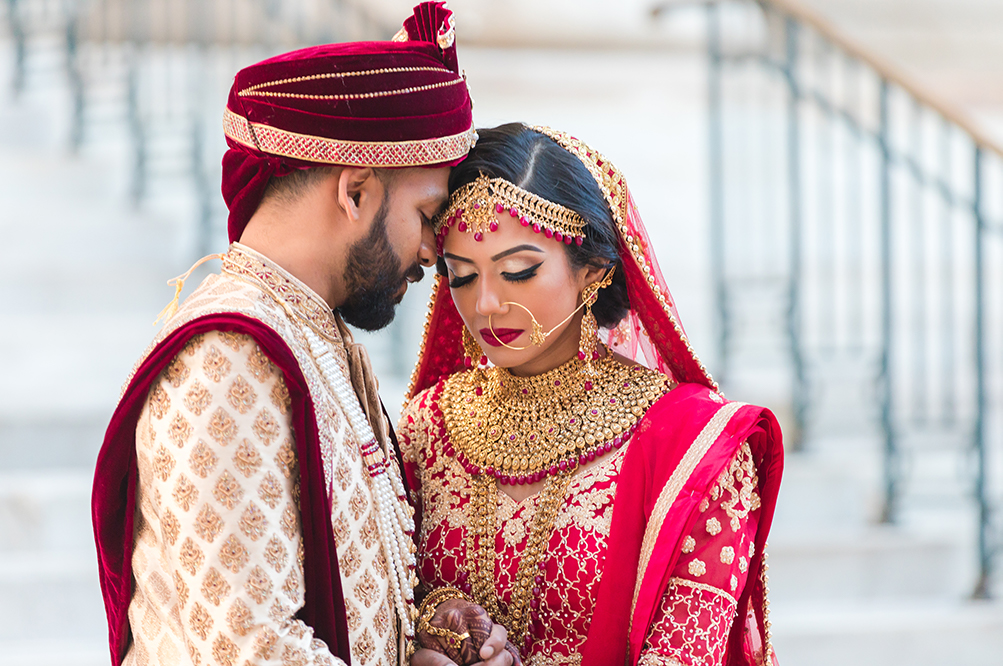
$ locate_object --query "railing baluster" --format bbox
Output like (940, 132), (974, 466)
(910, 99), (927, 422)
(972, 146), (991, 598)
(846, 57), (865, 350)
(939, 119), (956, 425)
(878, 78), (899, 523)
(66, 1), (84, 152)
(8, 0), (25, 95)
(817, 40), (836, 353)
(782, 16), (807, 448)
(707, 1), (728, 385)
(683, 0), (1002, 594)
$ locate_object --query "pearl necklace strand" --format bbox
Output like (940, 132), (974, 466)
(305, 329), (418, 639)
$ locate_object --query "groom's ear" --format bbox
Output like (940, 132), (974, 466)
(336, 167), (380, 228)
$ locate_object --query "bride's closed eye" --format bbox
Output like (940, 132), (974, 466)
(448, 262), (543, 289)
(502, 261), (543, 283)
(449, 272), (476, 288)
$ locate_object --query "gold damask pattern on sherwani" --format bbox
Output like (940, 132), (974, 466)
(125, 244), (398, 666)
(399, 388), (760, 666)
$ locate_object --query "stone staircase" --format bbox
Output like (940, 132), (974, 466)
(765, 442), (1003, 664)
(3, 4), (1003, 664)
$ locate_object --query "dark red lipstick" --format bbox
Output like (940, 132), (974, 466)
(479, 328), (523, 347)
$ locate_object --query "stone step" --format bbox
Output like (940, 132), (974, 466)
(0, 419), (108, 470)
(0, 553), (106, 643)
(0, 644), (108, 666)
(769, 598), (1003, 666)
(0, 470), (94, 553)
(767, 526), (970, 602)
(769, 449), (881, 531)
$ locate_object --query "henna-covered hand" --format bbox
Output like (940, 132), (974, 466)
(416, 599), (522, 666)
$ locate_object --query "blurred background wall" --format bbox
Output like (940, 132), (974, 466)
(1, 1), (1002, 664)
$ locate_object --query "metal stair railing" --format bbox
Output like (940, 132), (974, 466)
(3, 0), (395, 254)
(654, 0), (1003, 597)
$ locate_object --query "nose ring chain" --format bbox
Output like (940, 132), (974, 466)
(485, 267), (615, 351)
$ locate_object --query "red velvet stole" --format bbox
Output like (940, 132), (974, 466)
(91, 314), (351, 665)
(581, 383), (783, 666)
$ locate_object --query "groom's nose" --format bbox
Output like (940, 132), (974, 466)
(418, 223), (436, 267)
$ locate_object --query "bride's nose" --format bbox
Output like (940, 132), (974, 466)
(474, 279), (504, 317)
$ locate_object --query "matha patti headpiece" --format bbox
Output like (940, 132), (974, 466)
(434, 172), (587, 251)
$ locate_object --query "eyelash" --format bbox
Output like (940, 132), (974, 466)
(449, 263), (542, 289)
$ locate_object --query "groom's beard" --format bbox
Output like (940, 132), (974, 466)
(338, 191), (424, 332)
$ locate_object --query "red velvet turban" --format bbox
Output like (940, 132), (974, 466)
(221, 2), (475, 242)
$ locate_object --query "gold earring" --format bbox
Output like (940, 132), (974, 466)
(462, 326), (487, 372)
(578, 287), (601, 376)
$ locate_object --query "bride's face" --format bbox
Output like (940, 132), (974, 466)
(442, 210), (602, 376)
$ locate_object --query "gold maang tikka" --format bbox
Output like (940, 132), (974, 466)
(434, 172), (587, 249)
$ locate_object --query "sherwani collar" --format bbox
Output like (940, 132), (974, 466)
(224, 242), (393, 457)
(222, 242), (343, 346)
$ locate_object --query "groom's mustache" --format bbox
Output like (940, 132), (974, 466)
(403, 261), (425, 285)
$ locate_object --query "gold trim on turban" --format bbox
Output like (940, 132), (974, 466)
(223, 108), (477, 167)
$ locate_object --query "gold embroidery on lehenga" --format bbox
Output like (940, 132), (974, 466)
(716, 439), (761, 532)
(640, 578), (736, 666)
(212, 633), (239, 666)
(404, 388), (628, 661)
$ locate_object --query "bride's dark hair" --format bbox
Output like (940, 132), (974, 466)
(443, 122), (630, 328)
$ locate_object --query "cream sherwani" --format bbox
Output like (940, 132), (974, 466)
(124, 244), (401, 666)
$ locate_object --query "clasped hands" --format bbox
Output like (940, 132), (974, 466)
(411, 598), (522, 666)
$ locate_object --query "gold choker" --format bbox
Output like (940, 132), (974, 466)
(437, 353), (673, 484)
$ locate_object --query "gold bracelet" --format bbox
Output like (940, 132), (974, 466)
(416, 587), (473, 650)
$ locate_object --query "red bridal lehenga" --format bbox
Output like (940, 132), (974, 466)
(399, 127), (784, 666)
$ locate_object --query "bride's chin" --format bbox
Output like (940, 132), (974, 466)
(481, 349), (520, 369)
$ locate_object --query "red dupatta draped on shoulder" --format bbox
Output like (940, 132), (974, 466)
(583, 384), (783, 666)
(91, 314), (350, 666)
(405, 125), (784, 665)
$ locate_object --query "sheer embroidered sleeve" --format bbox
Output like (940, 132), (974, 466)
(397, 388), (434, 469)
(637, 441), (761, 666)
(397, 384), (442, 535)
(132, 330), (346, 666)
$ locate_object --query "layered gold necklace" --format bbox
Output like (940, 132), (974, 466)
(439, 352), (673, 650)
(440, 351), (672, 484)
